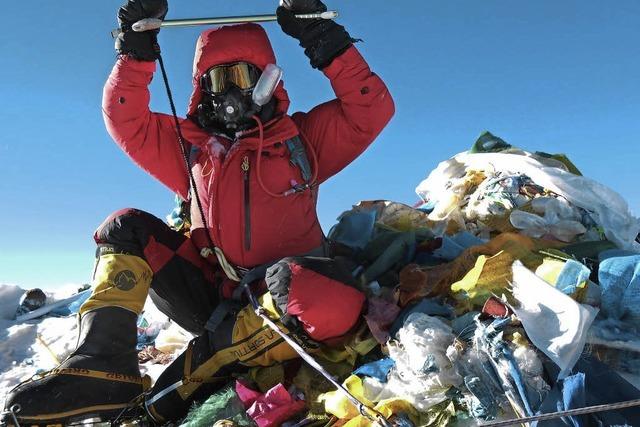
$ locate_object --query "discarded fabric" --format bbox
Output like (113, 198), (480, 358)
(376, 313), (461, 411)
(236, 381), (306, 427)
(180, 385), (253, 427)
(597, 252), (640, 323)
(511, 261), (598, 379)
(364, 297), (401, 344)
(353, 358), (395, 383)
(416, 149), (640, 250)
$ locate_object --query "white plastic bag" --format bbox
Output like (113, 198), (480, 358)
(372, 313), (462, 410)
(509, 197), (587, 242)
(511, 261), (599, 379)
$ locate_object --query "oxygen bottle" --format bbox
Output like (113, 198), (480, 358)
(252, 63), (283, 107)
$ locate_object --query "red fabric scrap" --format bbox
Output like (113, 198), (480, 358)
(482, 296), (513, 318)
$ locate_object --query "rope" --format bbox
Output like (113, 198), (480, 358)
(479, 398), (640, 427)
(35, 335), (60, 365)
(154, 40), (216, 251)
(1, 405), (21, 427)
(242, 284), (393, 427)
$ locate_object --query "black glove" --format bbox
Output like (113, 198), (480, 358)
(277, 0), (353, 69)
(115, 0), (168, 61)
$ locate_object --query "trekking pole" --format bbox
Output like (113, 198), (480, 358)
(111, 11), (338, 38)
(243, 285), (394, 427)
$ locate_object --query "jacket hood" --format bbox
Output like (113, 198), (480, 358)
(187, 23), (290, 118)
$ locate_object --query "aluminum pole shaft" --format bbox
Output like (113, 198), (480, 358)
(111, 11), (338, 38)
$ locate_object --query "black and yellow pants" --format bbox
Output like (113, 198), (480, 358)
(84, 208), (299, 423)
(84, 208), (222, 334)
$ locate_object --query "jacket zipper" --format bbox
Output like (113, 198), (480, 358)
(212, 137), (238, 246)
(242, 155), (251, 251)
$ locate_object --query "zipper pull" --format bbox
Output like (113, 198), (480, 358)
(242, 155), (250, 174)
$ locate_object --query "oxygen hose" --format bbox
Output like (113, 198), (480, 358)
(252, 115), (319, 198)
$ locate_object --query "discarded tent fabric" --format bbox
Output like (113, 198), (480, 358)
(398, 232), (553, 307)
(353, 358), (395, 383)
(364, 297), (401, 344)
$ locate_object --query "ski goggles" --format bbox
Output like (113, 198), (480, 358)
(200, 62), (261, 94)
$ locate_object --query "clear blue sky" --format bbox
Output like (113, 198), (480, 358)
(1, 1), (639, 288)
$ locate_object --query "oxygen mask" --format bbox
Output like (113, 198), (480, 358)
(196, 62), (283, 136)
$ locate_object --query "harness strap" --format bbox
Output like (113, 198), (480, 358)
(204, 261), (277, 334)
(204, 299), (243, 333)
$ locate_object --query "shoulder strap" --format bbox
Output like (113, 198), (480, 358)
(285, 135), (312, 183)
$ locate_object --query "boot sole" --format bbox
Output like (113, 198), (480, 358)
(1, 403), (149, 427)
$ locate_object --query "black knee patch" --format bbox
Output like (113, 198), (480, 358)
(94, 208), (184, 257)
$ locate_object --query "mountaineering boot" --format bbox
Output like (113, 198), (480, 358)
(2, 253), (153, 426)
(2, 308), (145, 426)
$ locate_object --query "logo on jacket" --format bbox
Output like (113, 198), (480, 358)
(114, 270), (137, 291)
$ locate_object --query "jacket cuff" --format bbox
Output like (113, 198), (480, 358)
(117, 55), (157, 72)
(322, 46), (371, 98)
(322, 45), (361, 79)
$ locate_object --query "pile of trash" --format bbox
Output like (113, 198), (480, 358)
(4, 132), (640, 426)
(178, 132), (640, 426)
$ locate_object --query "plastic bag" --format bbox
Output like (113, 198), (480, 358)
(367, 313), (461, 411)
(511, 261), (599, 379)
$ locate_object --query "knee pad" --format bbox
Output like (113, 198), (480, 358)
(94, 208), (185, 258)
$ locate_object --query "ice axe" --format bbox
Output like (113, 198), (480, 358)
(110, 11), (338, 38)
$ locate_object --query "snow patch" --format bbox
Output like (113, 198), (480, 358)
(0, 284), (186, 401)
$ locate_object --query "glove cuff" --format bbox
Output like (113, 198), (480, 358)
(115, 31), (160, 62)
(299, 21), (354, 69)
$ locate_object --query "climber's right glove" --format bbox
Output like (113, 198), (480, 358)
(115, 0), (168, 61)
(276, 0), (353, 70)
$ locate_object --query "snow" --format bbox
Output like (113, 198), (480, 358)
(0, 284), (78, 399)
(0, 284), (188, 402)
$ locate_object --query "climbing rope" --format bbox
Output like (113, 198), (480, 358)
(154, 39), (216, 252)
(479, 398), (640, 426)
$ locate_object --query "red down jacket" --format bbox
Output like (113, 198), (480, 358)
(102, 23), (394, 269)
